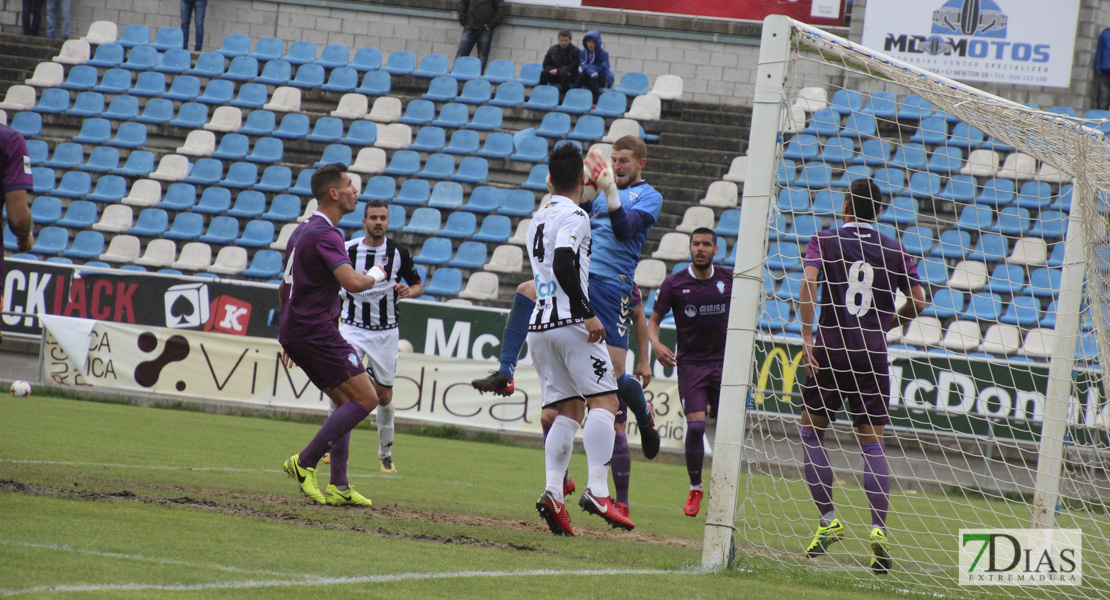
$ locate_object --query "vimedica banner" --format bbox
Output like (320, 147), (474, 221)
(860, 0), (1080, 88)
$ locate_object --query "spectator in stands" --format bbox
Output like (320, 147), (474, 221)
(1096, 28), (1110, 110)
(540, 30), (579, 97)
(455, 0), (505, 71)
(181, 0), (208, 52)
(44, 0), (69, 39)
(21, 0), (43, 36)
(576, 30), (613, 106)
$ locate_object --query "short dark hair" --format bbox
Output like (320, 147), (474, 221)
(311, 163), (348, 201)
(547, 143), (583, 195)
(613, 135), (647, 160)
(558, 30), (571, 39)
(690, 227), (716, 240)
(849, 178), (881, 221)
(364, 199), (388, 217)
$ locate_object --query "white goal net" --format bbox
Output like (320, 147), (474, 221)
(703, 15), (1109, 598)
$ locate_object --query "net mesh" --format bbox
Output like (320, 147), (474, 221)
(727, 20), (1109, 597)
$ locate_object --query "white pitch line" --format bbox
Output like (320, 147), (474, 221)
(0, 540), (288, 577)
(0, 568), (693, 596)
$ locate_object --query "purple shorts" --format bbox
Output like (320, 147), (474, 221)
(801, 360), (889, 427)
(678, 362), (722, 419)
(615, 397), (627, 424)
(281, 329), (366, 392)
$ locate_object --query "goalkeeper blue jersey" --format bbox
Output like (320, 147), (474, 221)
(586, 180), (662, 280)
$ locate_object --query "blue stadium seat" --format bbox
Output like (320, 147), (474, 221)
(909, 116), (948, 145)
(361, 175), (395, 201)
(410, 126), (447, 152)
(783, 214), (821, 243)
(448, 240), (487, 268)
(306, 116), (344, 143)
(45, 142), (83, 169)
(1000, 296), (1041, 327)
(819, 136), (855, 165)
(227, 190), (267, 218)
(926, 146), (963, 175)
(357, 71), (391, 96)
(1028, 210), (1067, 239)
(450, 55), (482, 81)
(63, 230), (104, 259)
(930, 229), (971, 260)
(184, 157), (224, 186)
(256, 59), (292, 85)
(901, 226), (934, 255)
(982, 135), (1014, 153)
(489, 81), (524, 108)
(399, 99), (435, 126)
(477, 132), (513, 159)
(765, 242), (800, 271)
(830, 164), (869, 189)
(53, 171), (92, 198)
(615, 71), (649, 97)
(773, 272), (804, 302)
(793, 162), (831, 189)
(783, 134), (819, 162)
(108, 122), (147, 149)
(212, 133), (250, 160)
(493, 189), (532, 217)
(10, 111), (41, 138)
(889, 143), (927, 171)
(219, 162), (258, 190)
(568, 114), (605, 143)
(852, 138), (891, 166)
(102, 94), (139, 120)
(522, 164), (549, 191)
(129, 208), (169, 236)
(973, 178), (1015, 208)
(169, 102), (208, 128)
(934, 174), (975, 203)
(511, 135), (548, 162)
(958, 292), (1002, 322)
(197, 79), (234, 105)
(1025, 267), (1061, 298)
(247, 136), (283, 164)
(523, 85), (559, 111)
(404, 208), (442, 236)
(32, 167), (55, 194)
(444, 129), (480, 155)
(955, 204), (994, 232)
(352, 47), (382, 71)
(896, 94), (935, 120)
(89, 42), (125, 67)
(811, 190), (843, 215)
(242, 249), (284, 279)
(236, 220), (275, 247)
(122, 44), (158, 71)
(31, 196), (61, 225)
(423, 267), (463, 297)
(31, 226), (68, 255)
(135, 98), (172, 125)
(250, 37), (285, 61)
(432, 102), (469, 128)
(158, 183), (197, 211)
(229, 82), (267, 109)
(758, 300), (791, 332)
(990, 206), (1031, 237)
(413, 53), (449, 78)
(337, 202), (365, 229)
(908, 171), (940, 199)
(557, 88), (593, 115)
(947, 122), (984, 149)
(1049, 184), (1073, 212)
(384, 151), (421, 177)
(164, 212), (205, 240)
(474, 214), (511, 243)
(967, 232), (1010, 263)
(393, 178), (432, 206)
(860, 91), (896, 119)
(199, 215), (240, 244)
(21, 140), (44, 166)
(290, 63), (325, 88)
(482, 59), (514, 83)
(462, 186), (501, 213)
(877, 196), (917, 225)
(341, 120), (377, 146)
(592, 90), (627, 118)
(419, 153), (455, 180)
(322, 67), (359, 93)
(802, 109), (840, 136)
(255, 166), (292, 193)
(1014, 181), (1053, 210)
(188, 52), (225, 78)
(440, 211), (477, 239)
(80, 147), (119, 173)
(828, 89), (863, 116)
(33, 87), (69, 113)
(218, 33), (251, 58)
(839, 112), (876, 139)
(452, 157), (488, 184)
(94, 68), (132, 94)
(916, 256), (949, 286)
(1039, 300), (1058, 329)
(985, 263), (1026, 296)
(263, 194), (301, 222)
(239, 109), (275, 136)
(514, 62), (542, 86)
(317, 44), (350, 69)
(67, 91), (105, 117)
(273, 113), (310, 140)
(412, 237), (452, 266)
(775, 188), (809, 214)
(921, 289), (965, 319)
(287, 168), (314, 197)
(56, 200), (97, 228)
(429, 181), (465, 210)
(536, 112), (571, 138)
(284, 40), (317, 65)
(60, 65), (98, 90)
(314, 143), (351, 168)
(457, 78), (491, 104)
(223, 55), (259, 81)
(423, 76), (458, 102)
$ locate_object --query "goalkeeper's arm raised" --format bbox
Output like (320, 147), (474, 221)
(584, 149), (655, 241)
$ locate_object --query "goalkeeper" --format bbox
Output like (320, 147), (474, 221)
(472, 135), (663, 459)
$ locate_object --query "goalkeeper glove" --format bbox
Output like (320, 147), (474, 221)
(585, 149), (621, 211)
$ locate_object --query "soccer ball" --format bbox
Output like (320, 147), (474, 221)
(10, 380), (31, 397)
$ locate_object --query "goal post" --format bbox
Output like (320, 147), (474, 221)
(703, 13), (1107, 594)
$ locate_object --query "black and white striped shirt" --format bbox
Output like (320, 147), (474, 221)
(339, 236), (421, 330)
(527, 196), (593, 331)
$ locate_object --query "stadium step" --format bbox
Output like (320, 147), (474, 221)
(0, 32), (65, 93)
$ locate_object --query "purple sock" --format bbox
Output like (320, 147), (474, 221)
(301, 401), (370, 468)
(861, 442), (890, 530)
(328, 432), (350, 488)
(801, 427), (834, 518)
(685, 420), (706, 487)
(611, 432), (631, 505)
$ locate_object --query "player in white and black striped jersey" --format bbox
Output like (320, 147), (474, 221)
(337, 199), (423, 474)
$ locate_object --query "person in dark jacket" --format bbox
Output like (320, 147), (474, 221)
(456, 0), (505, 71)
(540, 30), (579, 96)
(1096, 28), (1110, 110)
(576, 30), (613, 105)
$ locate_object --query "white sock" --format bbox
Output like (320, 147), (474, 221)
(545, 415), (579, 503)
(691, 483), (703, 491)
(377, 401), (395, 459)
(583, 407), (616, 498)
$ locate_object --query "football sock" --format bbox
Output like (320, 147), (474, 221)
(545, 415), (579, 503)
(328, 432), (350, 488)
(611, 432), (631, 505)
(800, 426), (835, 520)
(301, 401), (370, 467)
(377, 401), (395, 459)
(583, 408), (616, 498)
(616, 374), (652, 430)
(861, 442), (890, 531)
(685, 419), (707, 487)
(498, 293), (534, 379)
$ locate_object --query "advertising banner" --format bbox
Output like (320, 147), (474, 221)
(860, 0), (1080, 88)
(508, 0), (847, 27)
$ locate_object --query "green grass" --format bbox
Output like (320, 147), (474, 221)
(0, 395), (1095, 599)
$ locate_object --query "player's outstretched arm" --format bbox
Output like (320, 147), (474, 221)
(334, 263), (386, 293)
(799, 265), (820, 377)
(888, 284), (927, 332)
(647, 310), (675, 368)
(631, 302), (652, 388)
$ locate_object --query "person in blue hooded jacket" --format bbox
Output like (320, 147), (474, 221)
(576, 30), (613, 105)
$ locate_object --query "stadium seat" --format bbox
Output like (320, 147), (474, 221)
(947, 259), (988, 292)
(255, 166), (293, 193)
(1025, 267), (1061, 298)
(106, 122), (146, 149)
(452, 157), (488, 184)
(489, 81), (524, 108)
(1012, 181), (1053, 210)
(432, 102), (469, 129)
(87, 42), (125, 68)
(965, 232), (1008, 264)
(198, 215), (239, 245)
(1009, 238), (1047, 267)
(908, 116), (948, 145)
(440, 211), (477, 239)
(177, 129), (216, 157)
(794, 162), (832, 189)
(218, 33), (251, 58)
(957, 291), (1002, 323)
(947, 122), (985, 149)
(1019, 328), (1055, 359)
(981, 263), (1025, 296)
(347, 147), (386, 176)
(818, 136), (855, 165)
(217, 162), (257, 189)
(86, 174), (127, 203)
(305, 116), (344, 143)
(922, 289), (965, 319)
(188, 52), (225, 78)
(458, 78), (491, 104)
(589, 90), (627, 118)
(954, 204), (993, 232)
(523, 85), (559, 112)
(251, 60), (292, 86)
(900, 226), (934, 255)
(393, 178), (431, 206)
(757, 300), (792, 333)
(625, 94), (662, 121)
(355, 70), (391, 96)
(261, 194), (301, 223)
(210, 133), (248, 161)
(246, 137), (283, 164)
(423, 76), (458, 102)
(272, 113), (310, 140)
(410, 126), (447, 153)
(226, 191), (266, 219)
(429, 181), (465, 211)
(242, 249), (283, 279)
(263, 86), (301, 113)
(229, 83), (268, 109)
(521, 164), (549, 192)
(51, 170), (92, 200)
(990, 206), (1031, 237)
(271, 223), (298, 251)
(784, 134), (819, 162)
(314, 143), (351, 168)
(249, 37), (284, 61)
(209, 246), (249, 276)
(996, 153), (1037, 180)
(171, 241), (212, 270)
(700, 180), (738, 207)
(908, 172), (941, 199)
(384, 150), (421, 178)
(472, 214), (511, 243)
(30, 196), (61, 225)
(1028, 210), (1068, 239)
(398, 99), (435, 126)
(10, 111), (41, 138)
(403, 208), (442, 236)
(802, 108), (840, 137)
(0, 85), (36, 111)
(889, 143), (927, 171)
(764, 242), (801, 271)
(235, 220), (275, 248)
(474, 131), (513, 159)
(422, 267), (462, 297)
(164, 212), (206, 240)
(279, 40), (315, 65)
(496, 189), (533, 217)
(439, 129), (479, 156)
(43, 142), (82, 170)
(154, 182), (194, 211)
(980, 324), (1021, 355)
(961, 149), (1000, 177)
(128, 207), (169, 237)
(26, 61), (63, 88)
(196, 79), (234, 105)
(458, 186), (499, 214)
(1000, 295), (1042, 327)
(135, 238), (177, 268)
(53, 38), (91, 65)
(457, 271), (499, 301)
(896, 95), (935, 120)
(62, 91), (101, 118)
(915, 256), (949, 286)
(31, 166), (55, 195)
(850, 138), (890, 167)
(511, 135), (548, 163)
(331, 94), (368, 120)
(484, 244), (523, 273)
(63, 230), (104, 259)
(360, 175), (395, 201)
(557, 88), (594, 115)
(169, 102), (208, 129)
(569, 115), (605, 142)
(33, 87), (70, 114)
(91, 204), (133, 233)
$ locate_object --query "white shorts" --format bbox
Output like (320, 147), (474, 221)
(527, 322), (618, 408)
(339, 323), (399, 387)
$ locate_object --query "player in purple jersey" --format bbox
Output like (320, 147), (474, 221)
(279, 163), (392, 508)
(0, 123), (35, 340)
(798, 179), (927, 574)
(647, 228), (731, 518)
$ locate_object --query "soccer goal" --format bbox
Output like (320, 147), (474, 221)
(703, 14), (1109, 595)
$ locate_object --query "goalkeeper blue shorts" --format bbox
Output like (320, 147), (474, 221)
(589, 274), (634, 351)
